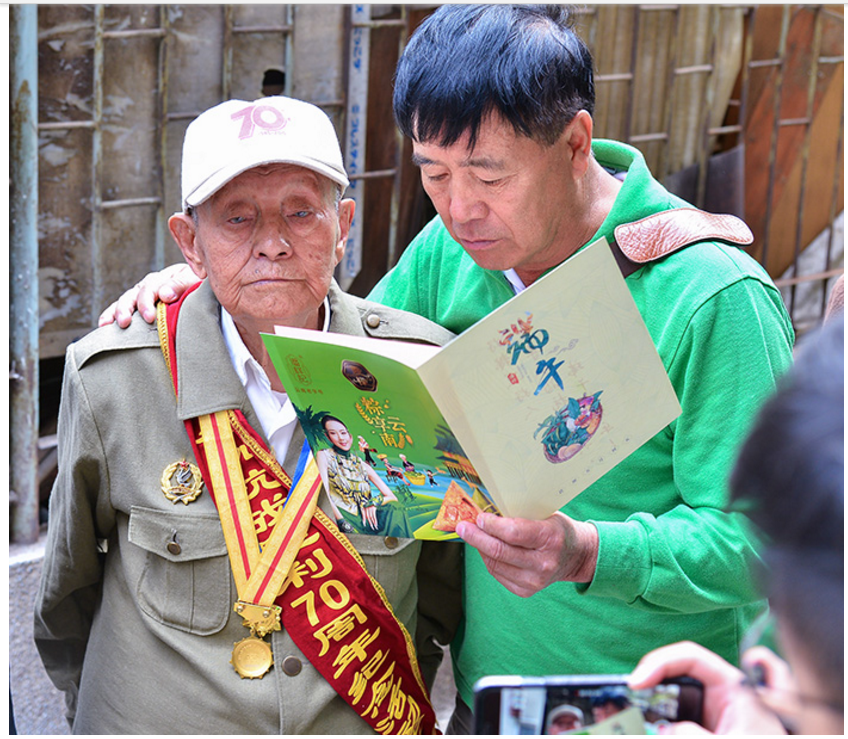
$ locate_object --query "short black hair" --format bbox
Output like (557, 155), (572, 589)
(730, 315), (844, 700)
(393, 4), (594, 149)
(591, 691), (629, 709)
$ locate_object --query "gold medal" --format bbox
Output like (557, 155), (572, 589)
(230, 601), (281, 679)
(161, 459), (204, 504)
(231, 635), (274, 679)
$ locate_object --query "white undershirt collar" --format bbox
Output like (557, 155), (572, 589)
(503, 269), (529, 295)
(220, 297), (331, 462)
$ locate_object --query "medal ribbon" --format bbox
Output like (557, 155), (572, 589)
(197, 410), (320, 603)
(156, 292), (438, 734)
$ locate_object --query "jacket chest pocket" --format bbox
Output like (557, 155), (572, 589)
(346, 534), (420, 606)
(128, 505), (231, 635)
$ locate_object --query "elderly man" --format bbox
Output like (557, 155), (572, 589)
(34, 95), (459, 734)
(100, 5), (795, 734)
(546, 704), (585, 734)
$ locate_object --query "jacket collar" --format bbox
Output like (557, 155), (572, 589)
(173, 279), (365, 422)
(326, 279), (369, 337)
(174, 280), (250, 422)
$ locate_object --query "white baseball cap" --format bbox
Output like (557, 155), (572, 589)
(180, 96), (349, 210)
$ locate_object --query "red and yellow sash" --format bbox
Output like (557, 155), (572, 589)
(157, 287), (438, 734)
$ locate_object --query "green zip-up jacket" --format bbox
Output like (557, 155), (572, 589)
(369, 139), (795, 709)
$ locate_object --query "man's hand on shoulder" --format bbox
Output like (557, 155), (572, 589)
(98, 263), (200, 328)
(455, 511), (598, 597)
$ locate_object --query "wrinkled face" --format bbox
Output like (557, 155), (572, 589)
(412, 115), (579, 284)
(172, 164), (352, 331)
(324, 419), (353, 451)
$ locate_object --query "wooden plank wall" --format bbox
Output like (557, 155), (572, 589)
(584, 5), (746, 178)
(36, 4), (347, 358)
(742, 5), (844, 277)
(576, 5), (844, 290)
(33, 5), (844, 358)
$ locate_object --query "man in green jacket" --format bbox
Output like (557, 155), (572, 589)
(100, 5), (794, 733)
(35, 95), (459, 734)
(371, 6), (793, 730)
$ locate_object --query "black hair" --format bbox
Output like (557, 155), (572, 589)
(730, 315), (844, 701)
(393, 4), (595, 149)
(320, 414), (346, 431)
(591, 691), (629, 709)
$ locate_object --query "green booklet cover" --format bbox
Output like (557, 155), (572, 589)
(262, 237), (681, 541)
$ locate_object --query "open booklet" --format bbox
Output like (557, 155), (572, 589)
(262, 237), (680, 541)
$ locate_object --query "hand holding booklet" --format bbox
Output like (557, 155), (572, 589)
(262, 238), (680, 540)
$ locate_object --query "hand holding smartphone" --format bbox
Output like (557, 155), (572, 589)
(473, 674), (704, 734)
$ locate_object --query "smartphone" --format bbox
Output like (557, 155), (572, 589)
(473, 674), (704, 735)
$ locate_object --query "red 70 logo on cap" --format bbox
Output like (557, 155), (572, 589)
(231, 104), (289, 140)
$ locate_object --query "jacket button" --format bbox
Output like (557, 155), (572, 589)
(282, 656), (302, 676)
(366, 314), (381, 329)
(384, 537), (399, 549)
(167, 534), (181, 555)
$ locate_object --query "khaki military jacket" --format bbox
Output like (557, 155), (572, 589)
(34, 280), (461, 734)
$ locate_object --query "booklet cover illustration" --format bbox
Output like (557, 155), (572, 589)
(263, 238), (681, 540)
(271, 350), (498, 541)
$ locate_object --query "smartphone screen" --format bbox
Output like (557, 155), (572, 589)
(473, 675), (703, 734)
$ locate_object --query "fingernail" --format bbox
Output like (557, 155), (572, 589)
(162, 287), (176, 300)
(455, 522), (466, 539)
(628, 666), (646, 686)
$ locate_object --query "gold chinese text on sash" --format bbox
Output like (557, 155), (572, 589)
(157, 295), (438, 734)
(278, 509), (435, 734)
